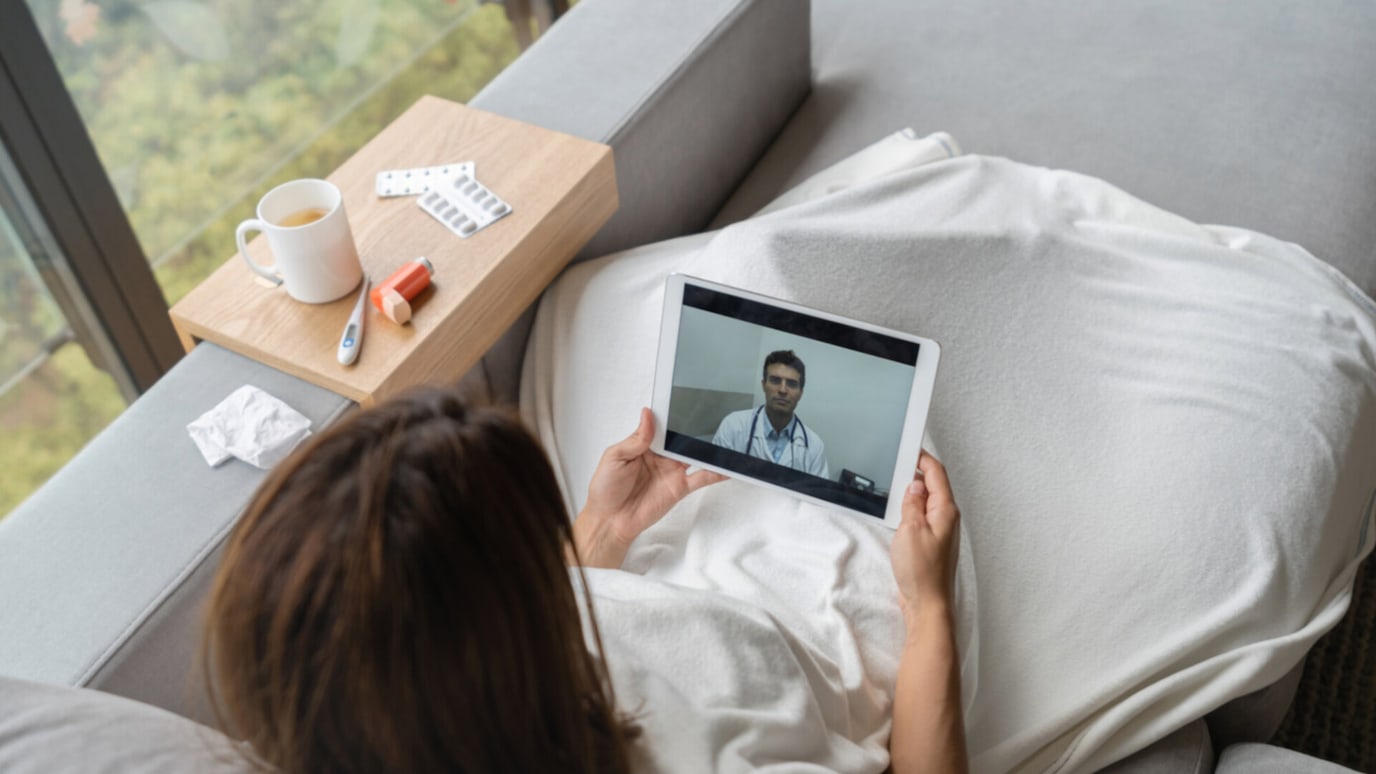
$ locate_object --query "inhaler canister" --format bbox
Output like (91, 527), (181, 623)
(371, 257), (434, 324)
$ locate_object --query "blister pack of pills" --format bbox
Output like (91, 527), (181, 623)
(374, 162), (475, 197)
(416, 168), (512, 238)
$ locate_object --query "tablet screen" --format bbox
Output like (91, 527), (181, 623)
(663, 281), (922, 519)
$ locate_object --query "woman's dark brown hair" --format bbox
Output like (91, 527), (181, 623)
(203, 387), (635, 773)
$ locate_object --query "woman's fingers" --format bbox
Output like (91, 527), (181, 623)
(916, 452), (959, 538)
(685, 468), (727, 493)
(902, 476), (931, 528)
(916, 452), (953, 507)
(606, 408), (655, 463)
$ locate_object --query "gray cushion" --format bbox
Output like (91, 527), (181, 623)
(0, 676), (252, 773)
(0, 343), (352, 725)
(714, 0), (1376, 297)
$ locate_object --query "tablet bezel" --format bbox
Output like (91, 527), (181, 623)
(650, 273), (941, 529)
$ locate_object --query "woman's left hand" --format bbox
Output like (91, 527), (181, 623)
(574, 408), (725, 568)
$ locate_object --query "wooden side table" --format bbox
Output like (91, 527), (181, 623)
(169, 96), (616, 406)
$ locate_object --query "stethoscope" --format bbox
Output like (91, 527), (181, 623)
(744, 405), (811, 461)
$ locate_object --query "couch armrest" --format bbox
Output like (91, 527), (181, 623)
(0, 344), (351, 726)
(469, 0), (811, 401)
(473, 0), (809, 261)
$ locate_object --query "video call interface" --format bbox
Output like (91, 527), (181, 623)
(665, 283), (921, 518)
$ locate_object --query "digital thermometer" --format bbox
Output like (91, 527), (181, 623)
(337, 276), (370, 366)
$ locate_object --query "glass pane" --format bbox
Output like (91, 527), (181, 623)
(0, 215), (65, 384)
(25, 0), (552, 304)
(0, 174), (125, 520)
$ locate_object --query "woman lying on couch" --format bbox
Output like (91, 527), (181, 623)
(203, 386), (967, 773)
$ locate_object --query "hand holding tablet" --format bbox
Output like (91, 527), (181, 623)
(575, 407), (726, 568)
(650, 274), (941, 528)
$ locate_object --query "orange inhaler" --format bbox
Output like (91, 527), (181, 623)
(370, 257), (434, 324)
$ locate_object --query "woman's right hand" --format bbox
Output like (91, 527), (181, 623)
(889, 451), (961, 623)
(888, 450), (969, 773)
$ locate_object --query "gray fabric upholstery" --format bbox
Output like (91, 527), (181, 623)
(0, 343), (352, 724)
(84, 540), (228, 728)
(713, 0), (1376, 297)
(472, 0), (809, 263)
(1099, 720), (1214, 774)
(469, 0), (810, 402)
(1216, 743), (1362, 774)
(0, 676), (251, 773)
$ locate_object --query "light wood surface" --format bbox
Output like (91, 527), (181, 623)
(170, 96), (617, 406)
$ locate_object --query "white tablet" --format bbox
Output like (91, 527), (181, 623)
(650, 274), (941, 528)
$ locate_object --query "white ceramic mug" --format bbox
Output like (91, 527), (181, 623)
(236, 179), (363, 303)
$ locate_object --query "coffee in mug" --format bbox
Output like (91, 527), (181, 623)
(277, 207), (329, 228)
(236, 179), (363, 303)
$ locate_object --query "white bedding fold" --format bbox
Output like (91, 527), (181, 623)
(523, 148), (1376, 772)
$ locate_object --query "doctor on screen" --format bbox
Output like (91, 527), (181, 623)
(712, 350), (829, 478)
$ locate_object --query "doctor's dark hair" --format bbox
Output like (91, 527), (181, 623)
(203, 387), (636, 774)
(762, 349), (807, 389)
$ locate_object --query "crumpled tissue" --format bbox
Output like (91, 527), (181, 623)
(186, 385), (312, 469)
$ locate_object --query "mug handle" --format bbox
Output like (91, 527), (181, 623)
(236, 219), (282, 285)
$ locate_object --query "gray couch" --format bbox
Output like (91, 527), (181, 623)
(1, 0), (1370, 771)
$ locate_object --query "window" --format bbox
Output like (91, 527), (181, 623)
(0, 140), (126, 516)
(1, 0), (563, 518)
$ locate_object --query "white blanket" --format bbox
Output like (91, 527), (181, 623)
(522, 145), (1376, 772)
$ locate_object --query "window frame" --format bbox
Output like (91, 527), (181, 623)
(0, 0), (183, 398)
